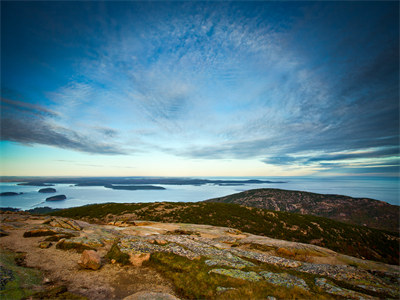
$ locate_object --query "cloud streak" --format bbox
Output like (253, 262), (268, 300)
(1, 98), (126, 155)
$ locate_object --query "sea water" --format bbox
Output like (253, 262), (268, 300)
(0, 176), (398, 211)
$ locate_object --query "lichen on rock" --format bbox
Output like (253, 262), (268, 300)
(259, 271), (309, 291)
(209, 268), (262, 282)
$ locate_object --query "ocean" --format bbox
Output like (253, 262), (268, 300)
(0, 176), (398, 211)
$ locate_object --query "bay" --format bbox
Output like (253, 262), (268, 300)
(0, 176), (398, 211)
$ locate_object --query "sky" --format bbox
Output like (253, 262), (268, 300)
(1, 1), (399, 177)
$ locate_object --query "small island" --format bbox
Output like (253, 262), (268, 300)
(0, 192), (23, 196)
(38, 188), (57, 193)
(45, 195), (67, 201)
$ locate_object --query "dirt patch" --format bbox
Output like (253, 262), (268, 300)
(0, 224), (176, 299)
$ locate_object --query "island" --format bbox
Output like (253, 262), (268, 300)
(2, 176), (286, 187)
(45, 195), (66, 201)
(18, 182), (54, 186)
(38, 188), (57, 193)
(104, 185), (166, 191)
(0, 192), (23, 196)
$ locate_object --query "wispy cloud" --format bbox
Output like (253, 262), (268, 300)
(1, 98), (126, 155)
(2, 2), (398, 176)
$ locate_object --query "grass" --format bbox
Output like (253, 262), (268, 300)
(49, 201), (399, 265)
(0, 249), (43, 300)
(105, 241), (131, 265)
(146, 252), (330, 300)
(55, 239), (94, 252)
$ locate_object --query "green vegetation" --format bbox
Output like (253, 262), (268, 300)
(55, 239), (94, 252)
(147, 252), (322, 300)
(105, 241), (131, 265)
(29, 285), (87, 300)
(0, 249), (43, 299)
(206, 188), (399, 232)
(50, 202), (399, 265)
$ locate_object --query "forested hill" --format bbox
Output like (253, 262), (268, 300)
(205, 188), (399, 232)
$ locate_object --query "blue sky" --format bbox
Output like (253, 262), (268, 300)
(1, 1), (399, 177)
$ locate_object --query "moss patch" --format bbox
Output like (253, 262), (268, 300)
(0, 249), (43, 300)
(147, 252), (321, 300)
(105, 242), (131, 265)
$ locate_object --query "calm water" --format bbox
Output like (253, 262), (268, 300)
(0, 177), (398, 211)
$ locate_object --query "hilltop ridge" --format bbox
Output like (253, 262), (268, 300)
(206, 188), (399, 232)
(47, 201), (399, 265)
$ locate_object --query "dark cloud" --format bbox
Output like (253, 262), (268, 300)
(1, 97), (58, 118)
(1, 117), (126, 155)
(0, 98), (126, 155)
(95, 127), (119, 138)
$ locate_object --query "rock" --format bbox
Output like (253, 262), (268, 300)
(78, 250), (101, 270)
(276, 247), (295, 258)
(0, 229), (9, 237)
(39, 241), (52, 249)
(46, 195), (66, 201)
(123, 291), (179, 300)
(315, 278), (375, 299)
(48, 218), (82, 231)
(38, 188), (56, 193)
(155, 239), (167, 245)
(43, 277), (52, 284)
(23, 228), (59, 237)
(56, 237), (103, 252)
(14, 252), (27, 266)
(129, 252), (151, 266)
(114, 220), (136, 227)
(205, 257), (255, 269)
(44, 234), (75, 242)
(149, 239), (168, 245)
(225, 228), (242, 235)
(209, 269), (262, 282)
(259, 271), (309, 291)
(230, 248), (302, 268)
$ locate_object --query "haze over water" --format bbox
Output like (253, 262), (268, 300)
(1, 177), (398, 211)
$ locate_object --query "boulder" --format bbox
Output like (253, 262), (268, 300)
(0, 228), (9, 237)
(44, 234), (75, 242)
(39, 241), (52, 249)
(23, 228), (59, 237)
(78, 250), (101, 270)
(129, 252), (151, 266)
(123, 291), (179, 300)
(56, 237), (103, 252)
(48, 218), (82, 231)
